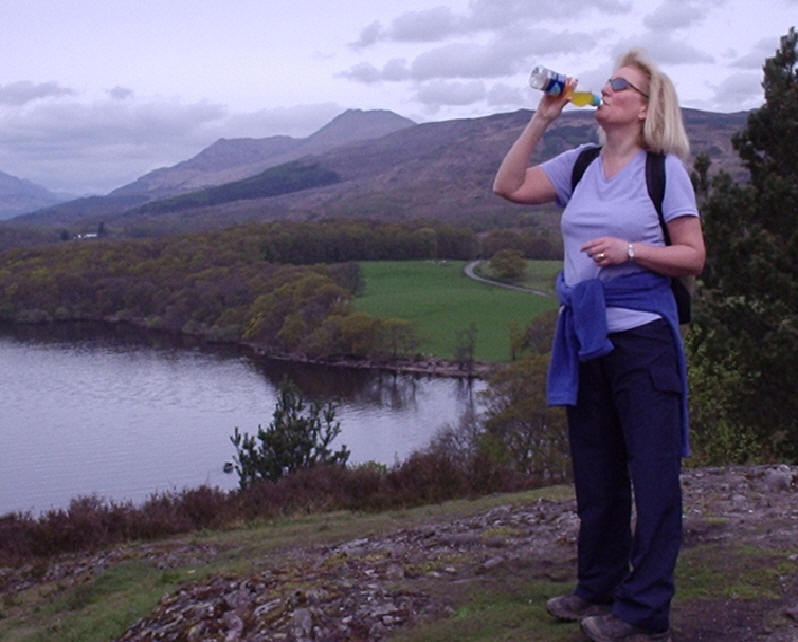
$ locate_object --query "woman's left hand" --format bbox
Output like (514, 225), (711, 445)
(581, 237), (628, 266)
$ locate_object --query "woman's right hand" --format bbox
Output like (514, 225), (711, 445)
(492, 78), (577, 203)
(535, 78), (577, 123)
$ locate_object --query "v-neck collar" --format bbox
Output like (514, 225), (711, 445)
(599, 148), (646, 181)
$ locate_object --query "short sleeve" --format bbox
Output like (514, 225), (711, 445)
(663, 155), (699, 222)
(541, 144), (598, 208)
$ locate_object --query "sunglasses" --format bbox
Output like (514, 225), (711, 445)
(607, 76), (649, 98)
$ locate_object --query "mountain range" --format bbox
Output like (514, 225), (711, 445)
(0, 171), (70, 221)
(6, 106), (750, 237)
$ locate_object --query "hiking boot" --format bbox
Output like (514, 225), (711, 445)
(545, 593), (611, 622)
(581, 613), (671, 642)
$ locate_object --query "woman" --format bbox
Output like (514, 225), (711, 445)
(493, 49), (704, 642)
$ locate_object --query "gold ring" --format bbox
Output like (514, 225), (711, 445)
(597, 253), (606, 261)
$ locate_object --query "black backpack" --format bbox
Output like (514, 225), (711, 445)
(570, 145), (692, 324)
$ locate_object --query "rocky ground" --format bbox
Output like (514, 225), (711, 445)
(4, 465), (798, 641)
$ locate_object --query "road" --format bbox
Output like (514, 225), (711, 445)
(463, 260), (552, 298)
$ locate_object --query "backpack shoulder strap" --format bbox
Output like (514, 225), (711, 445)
(645, 151), (669, 245)
(571, 145), (602, 193)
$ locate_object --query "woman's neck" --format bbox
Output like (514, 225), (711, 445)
(600, 130), (644, 178)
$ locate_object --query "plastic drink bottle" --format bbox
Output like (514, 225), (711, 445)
(529, 65), (601, 107)
(529, 65), (567, 95)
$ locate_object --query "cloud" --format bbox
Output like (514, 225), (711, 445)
(390, 7), (465, 42)
(382, 58), (411, 81)
(486, 82), (526, 107)
(353, 0), (631, 47)
(343, 28), (598, 84)
(107, 86), (134, 100)
(351, 20), (383, 49)
(414, 80), (486, 112)
(730, 36), (780, 70)
(706, 71), (763, 110)
(643, 1), (707, 31)
(467, 0), (629, 31)
(610, 34), (714, 65)
(214, 103), (344, 139)
(0, 97), (226, 192)
(0, 81), (74, 106)
(410, 43), (518, 80)
(339, 62), (387, 84)
(0, 92), (344, 194)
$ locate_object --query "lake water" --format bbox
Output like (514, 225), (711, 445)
(0, 323), (484, 516)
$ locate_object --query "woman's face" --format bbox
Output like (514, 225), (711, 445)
(596, 65), (649, 127)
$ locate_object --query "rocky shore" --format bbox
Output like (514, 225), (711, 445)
(4, 465), (797, 641)
(247, 347), (495, 379)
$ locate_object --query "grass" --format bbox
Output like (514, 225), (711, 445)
(354, 260), (560, 362)
(675, 543), (795, 601)
(0, 561), (195, 641)
(0, 487), (573, 642)
(392, 581), (583, 642)
(2, 482), (794, 641)
(392, 540), (797, 642)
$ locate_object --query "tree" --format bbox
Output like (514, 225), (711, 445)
(413, 226), (438, 258)
(690, 151), (711, 199)
(230, 377), (350, 489)
(508, 322), (525, 361)
(379, 317), (419, 359)
(480, 354), (570, 480)
(454, 323), (478, 374)
(489, 248), (527, 280)
(687, 28), (798, 461)
(481, 229), (523, 256)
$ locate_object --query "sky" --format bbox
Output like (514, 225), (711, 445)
(0, 0), (794, 196)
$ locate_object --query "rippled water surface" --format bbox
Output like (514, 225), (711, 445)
(0, 323), (482, 515)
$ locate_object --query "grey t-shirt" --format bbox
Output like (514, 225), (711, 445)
(542, 144), (699, 333)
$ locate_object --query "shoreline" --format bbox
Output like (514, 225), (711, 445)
(245, 344), (494, 379)
(0, 260), (538, 380)
(0, 317), (496, 379)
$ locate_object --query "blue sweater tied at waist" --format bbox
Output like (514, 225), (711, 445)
(546, 270), (690, 457)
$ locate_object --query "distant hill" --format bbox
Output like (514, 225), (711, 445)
(15, 108), (415, 229)
(109, 107), (751, 235)
(112, 108), (416, 199)
(0, 171), (67, 220)
(12, 107), (749, 236)
(137, 161), (342, 214)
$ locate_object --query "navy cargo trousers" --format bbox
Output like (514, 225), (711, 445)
(567, 318), (683, 634)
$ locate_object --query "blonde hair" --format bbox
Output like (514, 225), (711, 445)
(610, 48), (691, 160)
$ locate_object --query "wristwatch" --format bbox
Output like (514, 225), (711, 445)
(627, 242), (635, 262)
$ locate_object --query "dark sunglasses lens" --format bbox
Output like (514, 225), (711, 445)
(610, 78), (631, 91)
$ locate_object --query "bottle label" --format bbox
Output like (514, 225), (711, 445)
(542, 73), (566, 96)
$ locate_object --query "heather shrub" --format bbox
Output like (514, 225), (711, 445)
(0, 446), (549, 566)
(174, 486), (232, 530)
(385, 451), (469, 505)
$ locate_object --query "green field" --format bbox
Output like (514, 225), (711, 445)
(354, 261), (560, 363)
